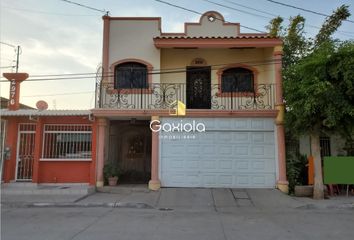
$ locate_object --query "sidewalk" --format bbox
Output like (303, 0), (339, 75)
(2, 186), (354, 210)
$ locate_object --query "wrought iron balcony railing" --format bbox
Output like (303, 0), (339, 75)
(95, 83), (275, 110)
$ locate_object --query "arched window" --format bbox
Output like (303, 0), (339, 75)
(221, 67), (254, 93)
(114, 62), (148, 89)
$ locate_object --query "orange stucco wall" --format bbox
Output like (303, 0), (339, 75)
(38, 161), (91, 183)
(2, 116), (96, 185)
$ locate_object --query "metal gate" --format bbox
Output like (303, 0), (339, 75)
(16, 123), (36, 181)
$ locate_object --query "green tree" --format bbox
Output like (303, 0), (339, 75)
(284, 41), (354, 199)
(267, 5), (352, 199)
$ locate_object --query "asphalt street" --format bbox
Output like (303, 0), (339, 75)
(2, 188), (354, 240)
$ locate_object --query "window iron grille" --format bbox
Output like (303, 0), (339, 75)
(42, 124), (92, 160)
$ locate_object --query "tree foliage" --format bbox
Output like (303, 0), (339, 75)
(266, 4), (353, 138)
(267, 4), (353, 198)
(266, 16), (283, 38)
(315, 5), (351, 46)
(284, 41), (354, 137)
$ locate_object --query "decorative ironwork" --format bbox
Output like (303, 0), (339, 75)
(104, 89), (136, 109)
(211, 84), (226, 110)
(239, 84), (274, 110)
(148, 83), (181, 109)
(97, 83), (275, 110)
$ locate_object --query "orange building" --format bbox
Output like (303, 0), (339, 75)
(1, 74), (96, 186)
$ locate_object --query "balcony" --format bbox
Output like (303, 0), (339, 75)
(96, 83), (275, 111)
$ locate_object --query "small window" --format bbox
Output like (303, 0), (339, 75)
(221, 67), (254, 92)
(114, 62), (148, 89)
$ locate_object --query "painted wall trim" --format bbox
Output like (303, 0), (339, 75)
(91, 109), (278, 118)
(39, 159), (92, 162)
(154, 38), (282, 48)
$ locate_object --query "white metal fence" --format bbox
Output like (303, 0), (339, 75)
(42, 124), (92, 160)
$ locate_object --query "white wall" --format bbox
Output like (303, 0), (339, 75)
(109, 20), (161, 83)
(187, 13), (239, 37)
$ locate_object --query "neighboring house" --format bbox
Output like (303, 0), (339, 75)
(0, 109), (96, 185)
(299, 134), (351, 158)
(0, 97), (34, 110)
(0, 97), (34, 182)
(92, 11), (288, 191)
(0, 74), (96, 186)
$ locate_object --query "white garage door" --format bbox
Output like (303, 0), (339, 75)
(160, 118), (276, 188)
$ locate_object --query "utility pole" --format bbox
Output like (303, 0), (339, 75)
(15, 46), (20, 73)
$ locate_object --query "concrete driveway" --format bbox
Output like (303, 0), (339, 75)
(75, 188), (304, 211)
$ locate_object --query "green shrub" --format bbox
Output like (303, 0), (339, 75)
(103, 162), (122, 181)
(286, 153), (308, 194)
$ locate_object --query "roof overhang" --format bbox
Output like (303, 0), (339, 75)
(0, 109), (92, 117)
(154, 37), (282, 49)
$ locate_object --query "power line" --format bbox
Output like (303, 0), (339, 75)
(0, 41), (16, 48)
(1, 59), (281, 79)
(153, 0), (265, 33)
(22, 91), (94, 97)
(202, 0), (269, 20)
(58, 0), (107, 14)
(265, 0), (354, 24)
(29, 72), (100, 77)
(3, 6), (100, 16)
(0, 59), (281, 82)
(0, 66), (15, 69)
(204, 0), (354, 37)
(223, 0), (277, 18)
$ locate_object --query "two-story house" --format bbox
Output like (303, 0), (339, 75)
(92, 11), (288, 192)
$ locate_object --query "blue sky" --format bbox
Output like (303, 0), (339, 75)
(1, 0), (353, 109)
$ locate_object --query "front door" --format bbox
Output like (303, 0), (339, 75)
(186, 66), (211, 109)
(16, 124), (36, 181)
(109, 121), (151, 183)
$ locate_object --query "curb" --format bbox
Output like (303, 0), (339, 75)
(1, 202), (155, 209)
(296, 203), (354, 210)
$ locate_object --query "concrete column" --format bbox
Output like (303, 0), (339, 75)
(274, 47), (288, 193)
(96, 118), (108, 187)
(32, 119), (43, 183)
(3, 73), (29, 111)
(276, 112), (288, 192)
(148, 116), (161, 190)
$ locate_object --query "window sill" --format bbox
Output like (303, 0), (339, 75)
(106, 88), (153, 94)
(216, 91), (258, 98)
(40, 158), (92, 162)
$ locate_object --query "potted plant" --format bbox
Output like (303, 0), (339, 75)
(103, 162), (121, 186)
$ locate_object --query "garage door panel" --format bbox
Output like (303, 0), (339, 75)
(160, 118), (276, 188)
(217, 145), (233, 155)
(216, 132), (233, 142)
(233, 132), (250, 142)
(219, 160), (233, 169)
(234, 146), (249, 155)
(200, 145), (216, 155)
(250, 145), (275, 158)
(186, 145), (200, 155)
(161, 144), (185, 156)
